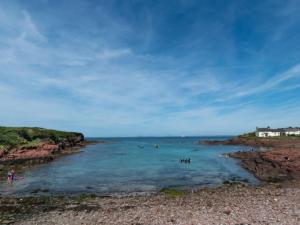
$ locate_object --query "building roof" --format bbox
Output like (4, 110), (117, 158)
(256, 127), (300, 132)
(284, 127), (300, 132)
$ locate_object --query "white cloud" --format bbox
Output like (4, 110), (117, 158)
(0, 1), (300, 136)
(98, 48), (132, 60)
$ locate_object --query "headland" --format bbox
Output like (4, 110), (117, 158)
(200, 132), (300, 182)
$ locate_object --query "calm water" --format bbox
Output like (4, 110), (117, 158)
(0, 137), (259, 196)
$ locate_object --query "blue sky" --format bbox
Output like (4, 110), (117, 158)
(1, 0), (300, 137)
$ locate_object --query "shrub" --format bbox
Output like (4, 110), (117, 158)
(0, 126), (84, 152)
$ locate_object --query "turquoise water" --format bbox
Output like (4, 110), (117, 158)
(0, 137), (259, 195)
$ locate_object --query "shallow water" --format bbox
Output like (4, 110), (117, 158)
(0, 137), (259, 195)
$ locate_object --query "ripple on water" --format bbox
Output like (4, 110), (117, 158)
(0, 137), (259, 196)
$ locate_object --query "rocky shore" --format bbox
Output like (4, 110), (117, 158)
(0, 127), (86, 165)
(1, 132), (300, 224)
(1, 182), (299, 225)
(201, 135), (300, 182)
(0, 127), (97, 179)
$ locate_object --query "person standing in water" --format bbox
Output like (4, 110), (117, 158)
(7, 169), (15, 184)
(7, 169), (23, 184)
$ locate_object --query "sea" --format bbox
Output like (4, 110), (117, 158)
(0, 136), (259, 196)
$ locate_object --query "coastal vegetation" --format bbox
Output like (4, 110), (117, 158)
(0, 126), (84, 152)
(0, 126), (84, 165)
(239, 132), (256, 138)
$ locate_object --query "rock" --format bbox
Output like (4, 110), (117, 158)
(0, 149), (5, 158)
(0, 127), (85, 165)
(229, 148), (300, 181)
(223, 209), (231, 215)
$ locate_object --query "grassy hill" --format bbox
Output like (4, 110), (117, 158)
(0, 126), (84, 152)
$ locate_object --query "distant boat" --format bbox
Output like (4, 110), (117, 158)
(154, 144), (159, 149)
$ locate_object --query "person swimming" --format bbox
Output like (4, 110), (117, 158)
(180, 158), (191, 164)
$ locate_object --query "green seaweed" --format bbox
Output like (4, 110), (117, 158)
(74, 193), (97, 203)
(160, 188), (186, 197)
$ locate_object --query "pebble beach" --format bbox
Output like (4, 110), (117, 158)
(2, 182), (298, 225)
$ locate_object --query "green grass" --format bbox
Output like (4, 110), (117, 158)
(239, 132), (256, 138)
(20, 139), (43, 149)
(0, 126), (84, 152)
(160, 188), (186, 197)
(239, 132), (300, 140)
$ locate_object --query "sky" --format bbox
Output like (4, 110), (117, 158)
(0, 0), (300, 137)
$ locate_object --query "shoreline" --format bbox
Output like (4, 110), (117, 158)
(0, 140), (105, 180)
(2, 135), (298, 192)
(0, 178), (255, 198)
(1, 136), (300, 224)
(1, 135), (293, 197)
(201, 136), (300, 182)
(1, 180), (299, 225)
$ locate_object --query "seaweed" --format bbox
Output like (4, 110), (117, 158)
(159, 188), (186, 197)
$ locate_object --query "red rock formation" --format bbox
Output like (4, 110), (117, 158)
(0, 140), (89, 164)
(204, 136), (300, 181)
(0, 143), (60, 161)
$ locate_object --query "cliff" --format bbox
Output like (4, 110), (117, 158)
(0, 126), (84, 163)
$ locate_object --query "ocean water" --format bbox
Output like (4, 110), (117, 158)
(0, 137), (259, 196)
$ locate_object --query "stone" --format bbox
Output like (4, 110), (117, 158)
(223, 209), (231, 215)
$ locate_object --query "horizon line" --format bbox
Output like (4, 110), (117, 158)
(85, 134), (237, 138)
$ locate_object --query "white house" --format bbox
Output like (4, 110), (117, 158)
(285, 128), (300, 136)
(256, 127), (300, 137)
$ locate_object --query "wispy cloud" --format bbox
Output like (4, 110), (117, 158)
(228, 63), (300, 98)
(21, 10), (46, 42)
(98, 48), (132, 60)
(0, 0), (300, 136)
